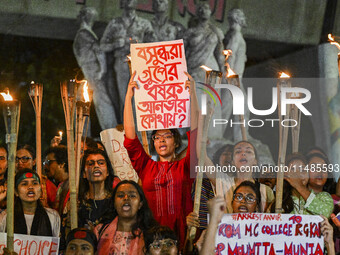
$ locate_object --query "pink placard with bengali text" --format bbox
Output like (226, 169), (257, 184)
(131, 40), (190, 131)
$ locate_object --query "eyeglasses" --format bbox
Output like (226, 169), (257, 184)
(149, 239), (177, 250)
(15, 156), (32, 163)
(152, 133), (174, 141)
(233, 193), (257, 204)
(43, 159), (57, 166)
(85, 159), (106, 167)
(0, 156), (6, 161)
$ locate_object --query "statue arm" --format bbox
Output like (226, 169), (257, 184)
(214, 38), (226, 73)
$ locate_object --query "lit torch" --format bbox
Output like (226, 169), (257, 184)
(28, 81), (43, 179)
(1, 89), (20, 252)
(276, 72), (291, 213)
(59, 131), (63, 141)
(328, 34), (340, 77)
(75, 80), (93, 193)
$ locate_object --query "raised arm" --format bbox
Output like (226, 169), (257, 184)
(123, 71), (138, 139)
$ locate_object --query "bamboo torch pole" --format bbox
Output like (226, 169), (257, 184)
(189, 66), (221, 240)
(127, 55), (150, 155)
(60, 80), (78, 229)
(290, 93), (302, 153)
(1, 90), (20, 252)
(275, 72), (291, 212)
(75, 80), (92, 191)
(224, 50), (247, 141)
(28, 82), (43, 178)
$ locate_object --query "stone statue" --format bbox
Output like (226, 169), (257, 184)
(151, 0), (185, 41)
(100, 0), (156, 123)
(224, 8), (247, 77)
(73, 7), (118, 130)
(183, 3), (225, 81)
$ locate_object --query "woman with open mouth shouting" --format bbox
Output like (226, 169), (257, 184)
(0, 169), (60, 237)
(78, 148), (120, 229)
(215, 140), (274, 213)
(123, 71), (198, 248)
(94, 180), (157, 254)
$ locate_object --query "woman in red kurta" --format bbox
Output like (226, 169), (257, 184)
(123, 71), (198, 247)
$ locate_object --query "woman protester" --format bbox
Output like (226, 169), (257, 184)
(123, 71), (198, 246)
(270, 153), (333, 217)
(214, 140), (274, 213)
(0, 169), (60, 237)
(16, 144), (57, 208)
(78, 148), (120, 229)
(94, 180), (157, 254)
(144, 226), (179, 255)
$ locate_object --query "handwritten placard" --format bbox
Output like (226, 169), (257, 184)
(130, 40), (190, 131)
(0, 233), (59, 254)
(215, 213), (324, 255)
(100, 128), (139, 182)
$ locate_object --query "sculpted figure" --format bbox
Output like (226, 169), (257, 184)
(224, 9), (247, 77)
(183, 3), (225, 81)
(101, 0), (156, 123)
(152, 0), (185, 41)
(73, 7), (118, 130)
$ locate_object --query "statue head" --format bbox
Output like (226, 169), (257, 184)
(120, 0), (137, 10)
(77, 7), (98, 26)
(152, 0), (169, 13)
(196, 3), (212, 21)
(228, 9), (246, 27)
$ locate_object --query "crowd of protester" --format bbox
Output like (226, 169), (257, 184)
(0, 77), (338, 255)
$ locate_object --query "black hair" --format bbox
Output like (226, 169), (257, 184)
(66, 227), (98, 252)
(213, 144), (234, 165)
(306, 152), (336, 194)
(14, 169), (52, 236)
(78, 148), (116, 202)
(270, 180), (294, 213)
(17, 144), (35, 159)
(233, 181), (261, 212)
(144, 225), (178, 254)
(285, 152), (307, 166)
(44, 145), (68, 172)
(99, 180), (158, 238)
(149, 129), (182, 154)
(305, 146), (327, 158)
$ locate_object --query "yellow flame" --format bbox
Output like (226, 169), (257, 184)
(227, 65), (236, 77)
(0, 90), (13, 101)
(223, 49), (232, 56)
(59, 131), (63, 138)
(279, 72), (290, 78)
(328, 34), (340, 50)
(127, 55), (131, 61)
(83, 81), (90, 102)
(200, 65), (212, 71)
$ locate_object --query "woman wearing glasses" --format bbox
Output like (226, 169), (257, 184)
(78, 148), (120, 229)
(232, 181), (261, 213)
(123, 71), (198, 248)
(144, 226), (179, 255)
(14, 144), (57, 208)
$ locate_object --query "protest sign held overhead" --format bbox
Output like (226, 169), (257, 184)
(130, 40), (190, 131)
(215, 213), (324, 255)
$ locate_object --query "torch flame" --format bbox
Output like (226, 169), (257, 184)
(223, 49), (232, 57)
(59, 131), (63, 137)
(226, 66), (237, 77)
(127, 55), (131, 61)
(279, 72), (290, 78)
(328, 34), (340, 50)
(0, 90), (13, 101)
(200, 65), (212, 71)
(83, 81), (90, 102)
